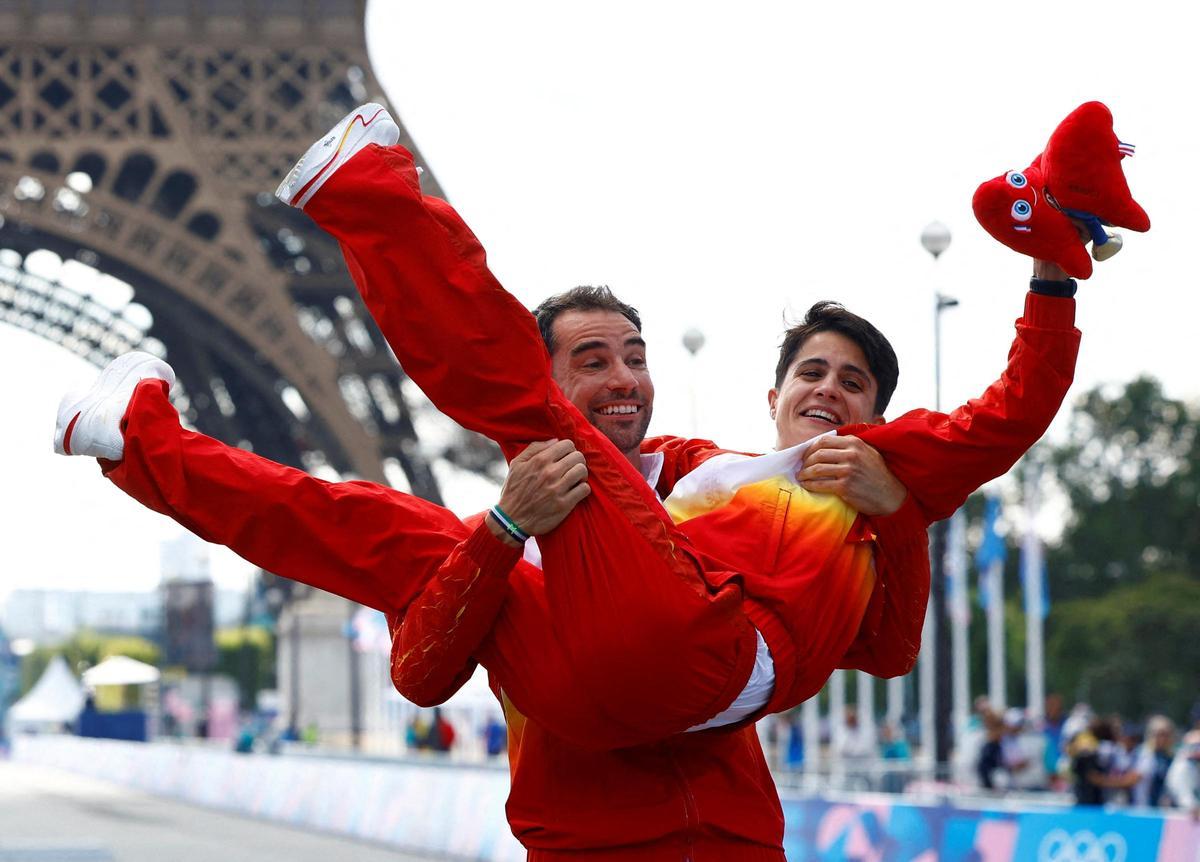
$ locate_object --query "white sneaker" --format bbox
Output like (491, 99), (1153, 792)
(275, 103), (400, 209)
(54, 351), (175, 460)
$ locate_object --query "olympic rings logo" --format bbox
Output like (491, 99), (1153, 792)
(1038, 828), (1128, 862)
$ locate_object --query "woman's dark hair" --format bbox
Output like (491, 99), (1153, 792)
(774, 301), (899, 415)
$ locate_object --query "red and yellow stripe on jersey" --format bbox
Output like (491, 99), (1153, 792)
(664, 438), (878, 708)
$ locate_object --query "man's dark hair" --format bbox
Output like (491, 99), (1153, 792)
(532, 285), (642, 355)
(774, 301), (899, 415)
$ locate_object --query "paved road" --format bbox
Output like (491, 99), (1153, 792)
(0, 760), (445, 862)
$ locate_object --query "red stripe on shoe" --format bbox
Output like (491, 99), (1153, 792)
(62, 411), (81, 456)
(294, 107), (386, 204)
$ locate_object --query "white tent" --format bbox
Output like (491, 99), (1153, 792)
(82, 655), (160, 687)
(7, 655), (86, 728)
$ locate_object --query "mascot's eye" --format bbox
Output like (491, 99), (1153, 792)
(1011, 200), (1033, 222)
(1006, 171), (1028, 189)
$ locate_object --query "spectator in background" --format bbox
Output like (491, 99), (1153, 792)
(968, 696), (992, 731)
(838, 707), (876, 766)
(406, 713), (429, 750)
(955, 696), (992, 788)
(1069, 717), (1118, 806)
(779, 709), (805, 770)
(483, 713), (507, 758)
(1042, 693), (1067, 782)
(1168, 729), (1200, 819)
(427, 707), (456, 753)
(300, 722), (319, 746)
(234, 716), (256, 754)
(1131, 716), (1176, 808)
(408, 708), (455, 752)
(880, 722), (910, 761)
(1003, 708), (1049, 791)
(1061, 702), (1094, 751)
(1109, 721), (1142, 804)
(977, 710), (1007, 791)
(879, 722), (911, 794)
(1001, 709), (1031, 779)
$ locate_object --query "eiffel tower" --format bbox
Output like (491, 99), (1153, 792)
(0, 0), (501, 498)
(0, 2), (505, 747)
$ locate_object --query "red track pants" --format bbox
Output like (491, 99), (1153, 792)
(109, 143), (759, 750)
(109, 380), (747, 750)
(306, 145), (762, 744)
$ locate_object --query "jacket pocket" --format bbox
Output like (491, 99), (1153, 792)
(762, 487), (792, 572)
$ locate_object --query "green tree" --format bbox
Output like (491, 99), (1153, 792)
(1045, 573), (1200, 720)
(1031, 377), (1200, 721)
(1047, 376), (1199, 600)
(215, 626), (275, 711)
(959, 378), (1199, 721)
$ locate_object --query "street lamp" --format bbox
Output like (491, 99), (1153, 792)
(922, 220), (958, 410)
(920, 221), (952, 260)
(933, 293), (959, 412)
(921, 221), (957, 776)
(682, 328), (705, 436)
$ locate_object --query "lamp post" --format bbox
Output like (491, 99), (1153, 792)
(920, 221), (957, 775)
(682, 328), (706, 436)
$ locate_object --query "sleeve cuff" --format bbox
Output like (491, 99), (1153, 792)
(463, 519), (523, 578)
(1022, 290), (1077, 330)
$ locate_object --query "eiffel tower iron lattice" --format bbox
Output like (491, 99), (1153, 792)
(0, 1), (503, 499)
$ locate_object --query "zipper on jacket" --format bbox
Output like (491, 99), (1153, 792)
(663, 743), (698, 861)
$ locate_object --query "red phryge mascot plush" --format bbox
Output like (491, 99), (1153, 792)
(973, 101), (1150, 278)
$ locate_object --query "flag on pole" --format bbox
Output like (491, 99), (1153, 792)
(1020, 547), (1051, 619)
(1020, 501), (1050, 620)
(975, 495), (1007, 609)
(947, 510), (970, 624)
(348, 606), (392, 654)
(1023, 460), (1047, 721)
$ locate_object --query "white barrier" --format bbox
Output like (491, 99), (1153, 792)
(12, 735), (523, 861)
(26, 734), (1192, 861)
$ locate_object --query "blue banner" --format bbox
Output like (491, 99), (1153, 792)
(780, 794), (1197, 861)
(975, 495), (1006, 610)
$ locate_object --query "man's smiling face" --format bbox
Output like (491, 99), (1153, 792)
(549, 309), (654, 461)
(769, 330), (882, 449)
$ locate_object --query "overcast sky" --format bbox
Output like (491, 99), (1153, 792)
(2, 0), (1196, 601)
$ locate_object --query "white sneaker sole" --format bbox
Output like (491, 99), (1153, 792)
(275, 103), (401, 209)
(54, 351), (175, 459)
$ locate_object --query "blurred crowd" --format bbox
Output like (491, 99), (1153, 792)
(403, 707), (508, 759)
(770, 693), (1200, 814)
(969, 694), (1200, 814)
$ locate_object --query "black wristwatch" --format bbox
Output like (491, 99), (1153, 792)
(1029, 277), (1078, 298)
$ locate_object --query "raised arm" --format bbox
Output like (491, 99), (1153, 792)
(851, 284), (1080, 523)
